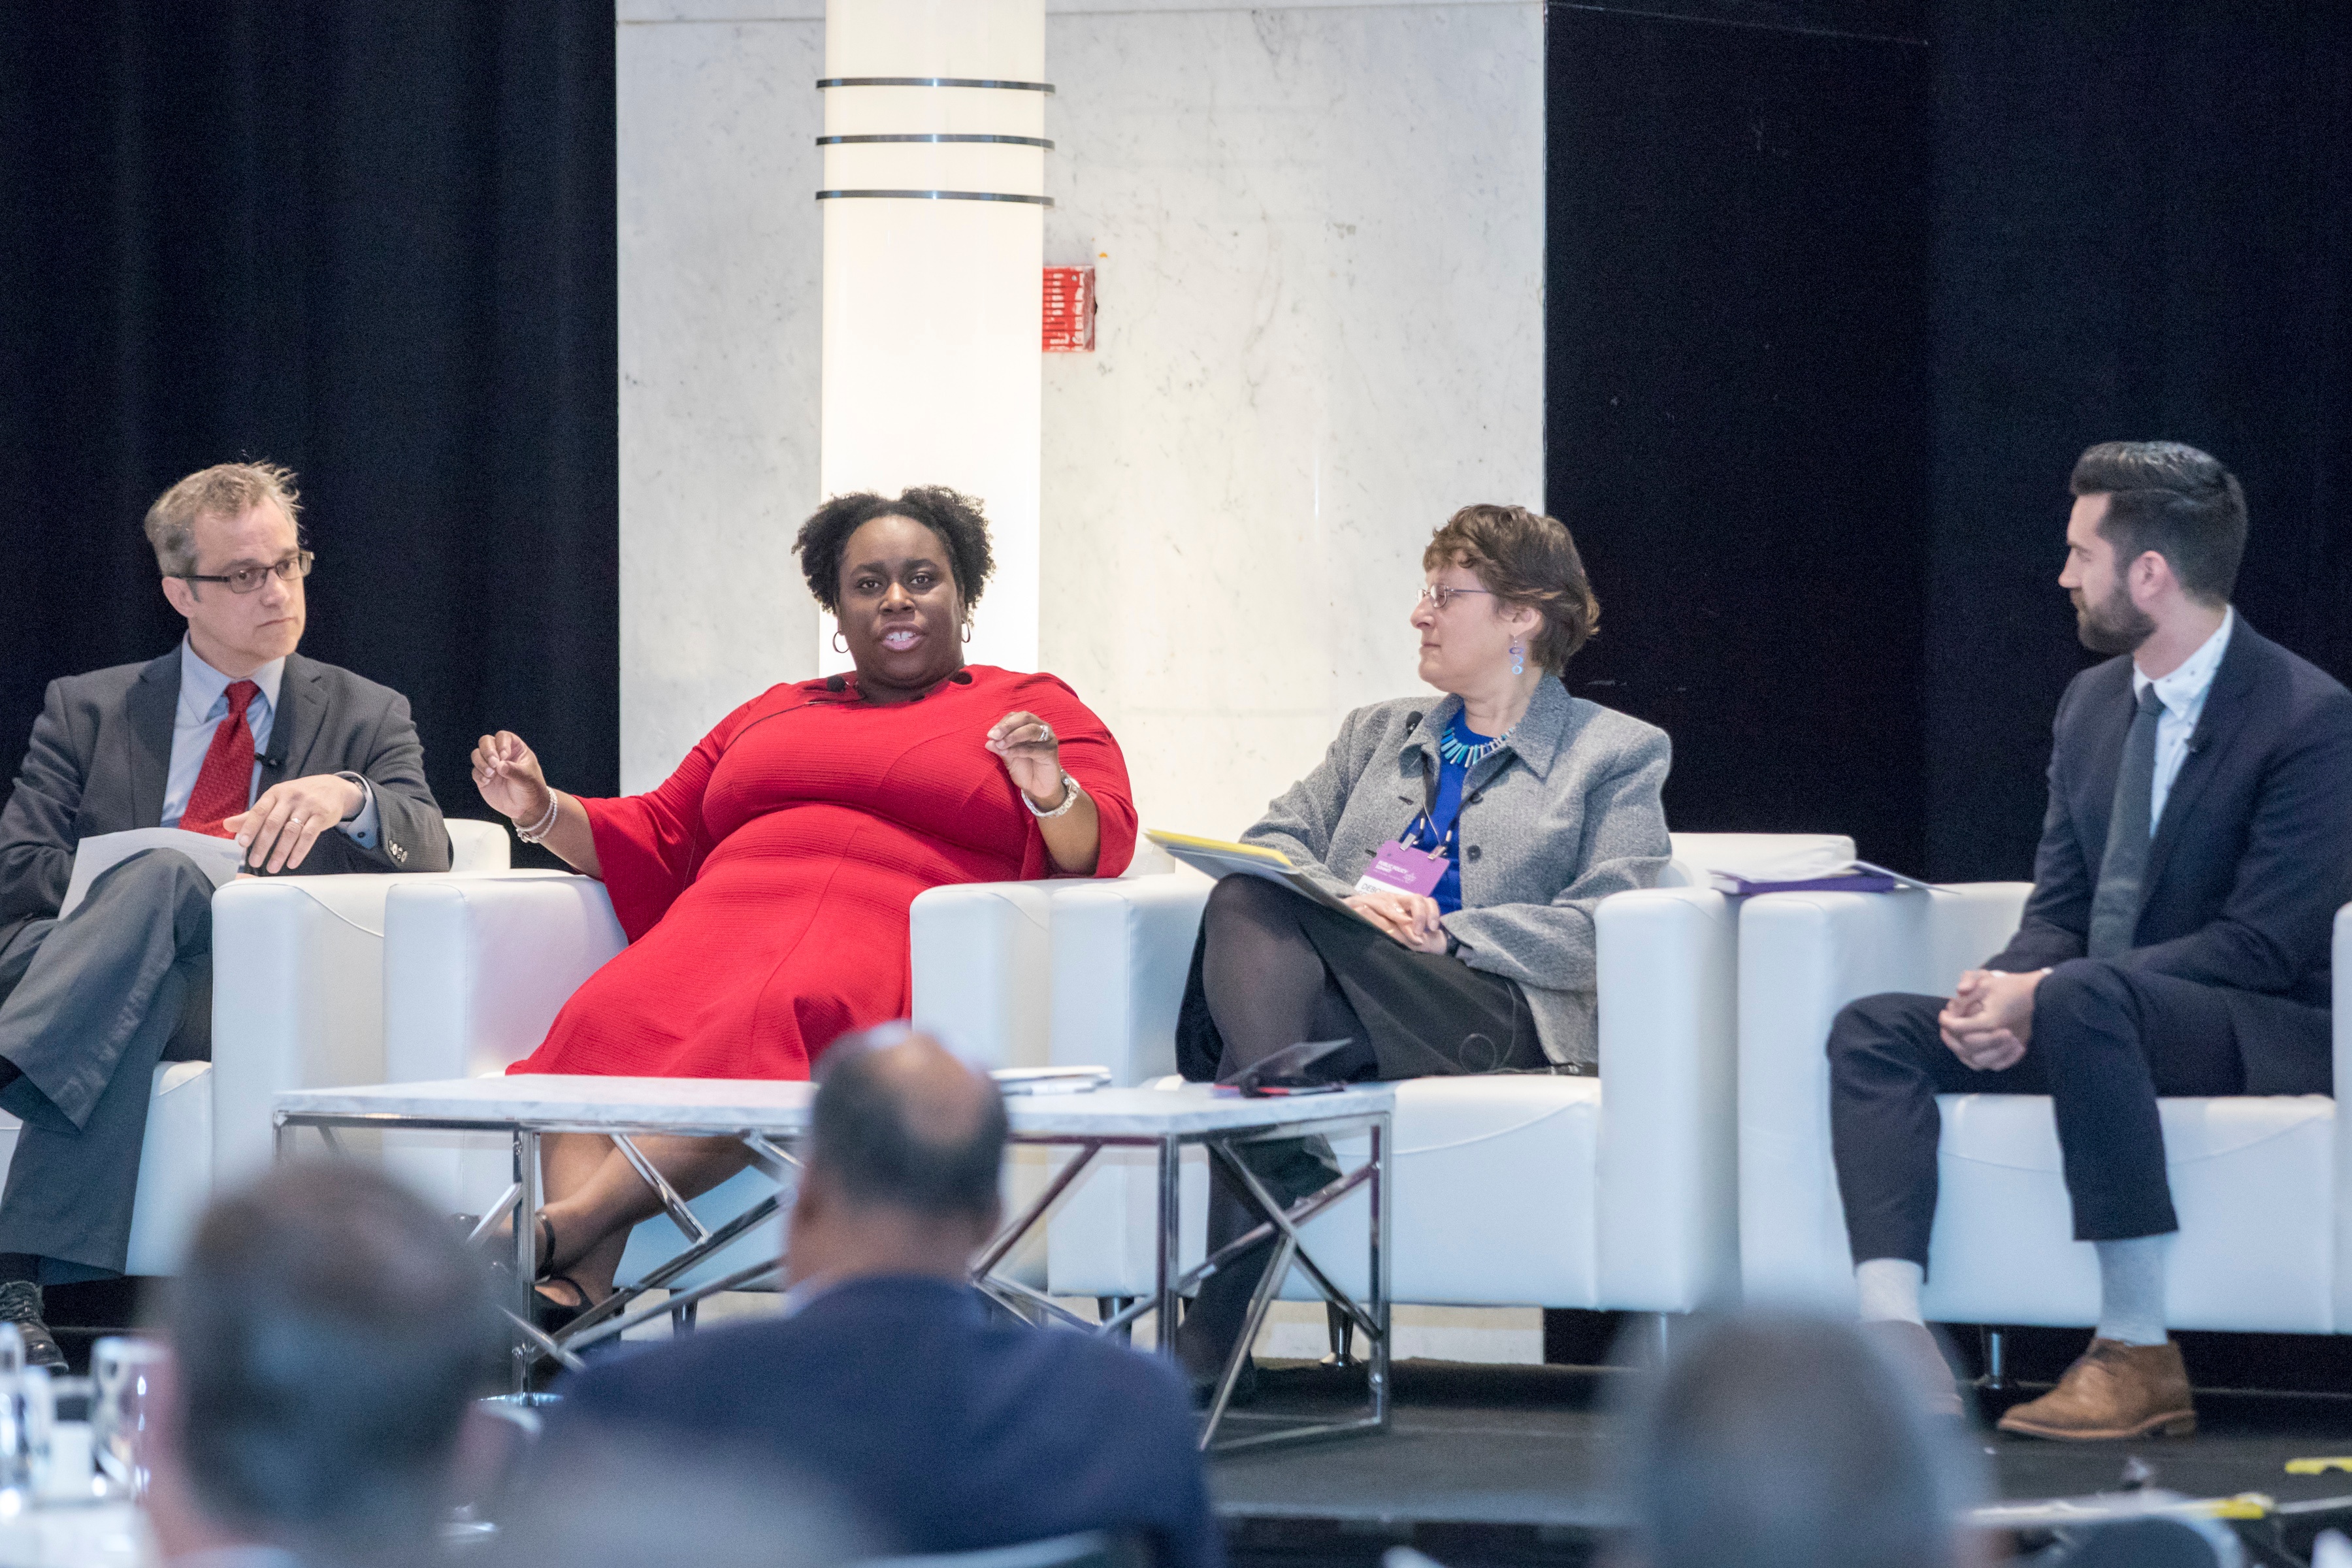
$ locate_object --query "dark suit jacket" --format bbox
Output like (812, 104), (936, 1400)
(545, 1275), (1223, 1568)
(1989, 617), (2352, 1088)
(0, 648), (451, 951)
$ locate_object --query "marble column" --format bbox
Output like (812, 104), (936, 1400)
(819, 0), (1049, 675)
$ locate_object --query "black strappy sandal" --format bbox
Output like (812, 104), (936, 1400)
(532, 1274), (596, 1335)
(474, 1211), (564, 1281)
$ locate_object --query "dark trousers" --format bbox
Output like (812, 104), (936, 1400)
(1173, 875), (1549, 1369)
(0, 851), (213, 1281)
(1828, 956), (2332, 1268)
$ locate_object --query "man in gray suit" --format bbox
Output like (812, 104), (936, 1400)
(0, 461), (449, 1364)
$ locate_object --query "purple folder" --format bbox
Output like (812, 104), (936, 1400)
(1707, 870), (1901, 897)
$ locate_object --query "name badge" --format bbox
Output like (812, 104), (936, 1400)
(1356, 840), (1448, 898)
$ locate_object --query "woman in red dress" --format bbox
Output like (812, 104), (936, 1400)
(468, 487), (1136, 1316)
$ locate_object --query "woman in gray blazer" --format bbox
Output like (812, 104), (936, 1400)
(1173, 503), (1671, 1391)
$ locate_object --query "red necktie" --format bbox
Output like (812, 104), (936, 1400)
(178, 680), (261, 838)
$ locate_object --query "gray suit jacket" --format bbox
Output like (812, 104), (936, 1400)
(0, 649), (451, 951)
(1241, 677), (1671, 1069)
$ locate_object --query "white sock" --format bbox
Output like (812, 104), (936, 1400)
(2095, 1235), (2172, 1346)
(1856, 1258), (1925, 1325)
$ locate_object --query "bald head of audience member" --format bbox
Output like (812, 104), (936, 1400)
(1619, 1311), (1983, 1568)
(786, 1028), (1011, 1291)
(146, 1161), (506, 1568)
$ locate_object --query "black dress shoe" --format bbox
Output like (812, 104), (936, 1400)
(0, 1281), (69, 1371)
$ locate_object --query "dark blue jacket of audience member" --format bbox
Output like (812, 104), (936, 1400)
(546, 1274), (1223, 1568)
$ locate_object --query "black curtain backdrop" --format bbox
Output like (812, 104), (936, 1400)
(0, 3), (617, 843)
(1547, 0), (2352, 881)
(1545, 1), (1935, 871)
(1925, 1), (2352, 880)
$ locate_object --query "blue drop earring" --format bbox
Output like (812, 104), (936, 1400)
(1510, 642), (1525, 677)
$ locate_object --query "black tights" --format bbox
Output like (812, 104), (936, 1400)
(1179, 877), (1361, 1377)
(1198, 875), (1379, 1083)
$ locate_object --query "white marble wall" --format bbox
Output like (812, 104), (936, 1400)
(618, 7), (825, 790)
(1037, 3), (1544, 834)
(617, 1), (1544, 827)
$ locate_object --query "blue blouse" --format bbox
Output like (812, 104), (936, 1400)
(1405, 715), (1492, 915)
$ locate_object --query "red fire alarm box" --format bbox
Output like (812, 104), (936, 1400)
(1043, 266), (1096, 352)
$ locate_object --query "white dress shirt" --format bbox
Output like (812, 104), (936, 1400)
(161, 639), (379, 847)
(2131, 605), (2234, 833)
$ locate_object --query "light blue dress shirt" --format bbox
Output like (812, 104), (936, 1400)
(161, 639), (379, 847)
(2130, 606), (2233, 834)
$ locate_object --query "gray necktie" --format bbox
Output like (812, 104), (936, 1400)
(2086, 684), (2166, 959)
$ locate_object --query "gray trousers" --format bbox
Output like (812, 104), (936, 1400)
(0, 851), (214, 1281)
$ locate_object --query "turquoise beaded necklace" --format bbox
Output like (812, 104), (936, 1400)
(1435, 714), (1512, 768)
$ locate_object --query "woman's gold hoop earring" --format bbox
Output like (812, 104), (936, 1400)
(832, 631), (848, 654)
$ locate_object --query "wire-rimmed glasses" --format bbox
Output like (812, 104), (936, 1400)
(1416, 583), (1495, 613)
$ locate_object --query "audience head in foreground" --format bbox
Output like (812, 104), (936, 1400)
(146, 1160), (506, 1568)
(542, 1026), (1223, 1568)
(1618, 1311), (1983, 1568)
(784, 1022), (1009, 1292)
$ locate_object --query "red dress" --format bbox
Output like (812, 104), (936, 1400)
(508, 666), (1137, 1081)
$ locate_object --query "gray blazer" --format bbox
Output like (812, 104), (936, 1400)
(0, 649), (452, 951)
(1241, 677), (1671, 1069)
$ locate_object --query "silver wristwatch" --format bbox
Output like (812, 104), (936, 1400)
(1023, 770), (1085, 820)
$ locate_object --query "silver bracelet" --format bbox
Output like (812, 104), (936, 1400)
(516, 790), (563, 843)
(1023, 770), (1084, 820)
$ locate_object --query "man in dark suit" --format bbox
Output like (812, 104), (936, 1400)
(0, 461), (449, 1364)
(543, 1028), (1223, 1568)
(1828, 441), (2352, 1440)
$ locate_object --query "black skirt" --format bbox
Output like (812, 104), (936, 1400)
(1175, 890), (1552, 1083)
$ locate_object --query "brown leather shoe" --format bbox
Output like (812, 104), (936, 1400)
(1862, 1319), (1964, 1418)
(1997, 1337), (2195, 1441)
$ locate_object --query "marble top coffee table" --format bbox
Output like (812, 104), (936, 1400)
(274, 1076), (1395, 1451)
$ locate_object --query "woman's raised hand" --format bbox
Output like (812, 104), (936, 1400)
(985, 710), (1066, 808)
(472, 730), (552, 824)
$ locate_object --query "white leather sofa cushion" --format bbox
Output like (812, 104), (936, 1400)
(1664, 832), (1855, 884)
(1292, 1075), (1604, 1305)
(1038, 834), (1755, 1314)
(909, 881), (1054, 1071)
(445, 819), (513, 873)
(1739, 889), (2352, 1337)
(1045, 1075), (1605, 1306)
(1921, 1092), (2336, 1333)
(124, 1062), (214, 1276)
(380, 874), (627, 1215)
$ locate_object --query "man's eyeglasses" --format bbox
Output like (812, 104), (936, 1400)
(176, 551), (314, 595)
(1417, 583), (1495, 612)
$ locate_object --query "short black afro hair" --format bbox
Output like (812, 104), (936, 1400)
(794, 487), (997, 616)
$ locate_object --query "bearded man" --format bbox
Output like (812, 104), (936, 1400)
(1825, 442), (2352, 1439)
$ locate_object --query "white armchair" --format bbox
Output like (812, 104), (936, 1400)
(1737, 889), (2352, 1333)
(0, 819), (512, 1277)
(373, 864), (1071, 1291)
(1031, 832), (1801, 1315)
